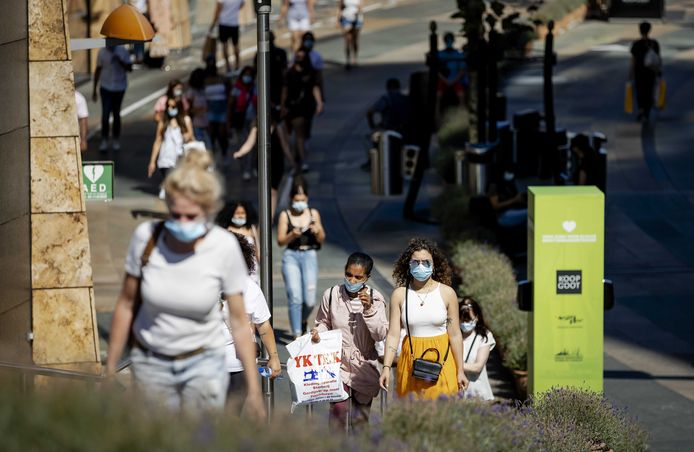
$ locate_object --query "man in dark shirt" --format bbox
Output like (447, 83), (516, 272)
(630, 21), (661, 121)
(367, 78), (409, 134)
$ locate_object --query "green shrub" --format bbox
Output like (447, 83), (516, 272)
(374, 397), (542, 451)
(434, 108), (469, 184)
(0, 382), (344, 452)
(451, 240), (527, 371)
(528, 388), (649, 452)
(431, 186), (496, 244)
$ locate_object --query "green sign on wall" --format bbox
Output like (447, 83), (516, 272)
(82, 161), (114, 202)
(528, 186), (604, 395)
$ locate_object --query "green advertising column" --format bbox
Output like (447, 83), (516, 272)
(528, 186), (605, 395)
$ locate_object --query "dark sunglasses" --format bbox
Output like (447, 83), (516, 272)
(409, 259), (432, 268)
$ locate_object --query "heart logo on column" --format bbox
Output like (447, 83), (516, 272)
(562, 220), (577, 233)
(84, 165), (104, 184)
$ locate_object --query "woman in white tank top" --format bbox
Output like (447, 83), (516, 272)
(379, 238), (469, 399)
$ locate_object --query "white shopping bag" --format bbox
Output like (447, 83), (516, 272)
(286, 330), (348, 413)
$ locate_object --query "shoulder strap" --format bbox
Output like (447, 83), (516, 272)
(141, 221), (165, 269)
(464, 334), (478, 363)
(285, 210), (294, 227)
(329, 285), (334, 309)
(405, 285), (413, 357)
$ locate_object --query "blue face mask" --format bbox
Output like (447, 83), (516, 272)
(231, 217), (246, 227)
(292, 201), (308, 212)
(303, 40), (314, 50)
(167, 108), (178, 118)
(461, 320), (477, 333)
(410, 262), (433, 282)
(165, 219), (207, 243)
(242, 75), (253, 84)
(344, 278), (365, 293)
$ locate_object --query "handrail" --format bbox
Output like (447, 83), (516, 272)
(0, 359), (132, 382)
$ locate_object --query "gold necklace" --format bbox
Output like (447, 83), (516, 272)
(413, 283), (433, 307)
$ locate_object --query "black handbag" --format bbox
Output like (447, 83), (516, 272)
(405, 285), (450, 383)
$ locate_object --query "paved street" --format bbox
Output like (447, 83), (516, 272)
(77, 0), (693, 445)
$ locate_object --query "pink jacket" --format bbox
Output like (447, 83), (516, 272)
(314, 284), (388, 402)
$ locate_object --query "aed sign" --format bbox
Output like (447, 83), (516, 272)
(82, 161), (114, 201)
(556, 270), (582, 294)
(528, 186), (604, 396)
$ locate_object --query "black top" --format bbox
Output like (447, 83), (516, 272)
(631, 38), (660, 72)
(285, 209), (321, 251)
(269, 46), (288, 106)
(284, 68), (318, 117)
(372, 91), (409, 133)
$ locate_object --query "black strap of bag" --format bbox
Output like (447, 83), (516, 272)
(464, 333), (478, 363)
(405, 284), (450, 363)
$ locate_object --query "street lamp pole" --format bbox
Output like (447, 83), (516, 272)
(254, 0), (274, 419)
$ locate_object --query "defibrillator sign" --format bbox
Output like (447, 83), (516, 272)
(82, 161), (114, 201)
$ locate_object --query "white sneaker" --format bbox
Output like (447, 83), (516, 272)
(99, 140), (109, 152)
(158, 187), (166, 200)
(242, 171), (251, 181)
(112, 140), (121, 151)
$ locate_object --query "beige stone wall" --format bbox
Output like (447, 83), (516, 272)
(28, 0), (100, 368)
(0, 0), (32, 364)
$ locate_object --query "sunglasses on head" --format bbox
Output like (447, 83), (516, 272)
(409, 259), (432, 268)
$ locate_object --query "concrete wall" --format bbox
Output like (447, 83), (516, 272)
(0, 0), (32, 364)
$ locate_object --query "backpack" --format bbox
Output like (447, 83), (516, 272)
(643, 42), (661, 72)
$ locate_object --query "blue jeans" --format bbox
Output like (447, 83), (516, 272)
(130, 346), (229, 414)
(282, 249), (318, 335)
(497, 208), (528, 227)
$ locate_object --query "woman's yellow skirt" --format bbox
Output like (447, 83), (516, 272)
(396, 333), (458, 400)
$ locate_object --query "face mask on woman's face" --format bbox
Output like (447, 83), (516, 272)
(165, 219), (207, 243)
(303, 40), (314, 51)
(231, 216), (246, 227)
(343, 278), (365, 293)
(461, 319), (477, 333)
(241, 75), (253, 84)
(167, 108), (179, 118)
(292, 201), (308, 212)
(173, 88), (183, 97)
(409, 260), (433, 282)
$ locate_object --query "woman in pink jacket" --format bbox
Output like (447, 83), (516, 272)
(310, 252), (388, 432)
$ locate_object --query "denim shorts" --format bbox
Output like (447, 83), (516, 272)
(131, 346), (229, 414)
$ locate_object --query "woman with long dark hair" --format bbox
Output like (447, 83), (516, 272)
(379, 238), (468, 399)
(459, 296), (496, 401)
(148, 97), (193, 199)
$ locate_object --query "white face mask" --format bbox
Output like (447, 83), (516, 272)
(461, 320), (477, 333)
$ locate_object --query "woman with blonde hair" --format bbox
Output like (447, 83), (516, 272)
(106, 151), (264, 418)
(379, 237), (468, 399)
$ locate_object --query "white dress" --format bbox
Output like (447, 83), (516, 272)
(157, 124), (184, 169)
(463, 331), (496, 401)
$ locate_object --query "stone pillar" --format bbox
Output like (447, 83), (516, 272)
(27, 0), (100, 371)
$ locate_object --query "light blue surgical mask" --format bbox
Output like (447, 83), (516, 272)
(164, 219), (207, 243)
(242, 75), (253, 84)
(410, 262), (433, 282)
(461, 320), (477, 333)
(167, 108), (178, 118)
(292, 201), (308, 212)
(344, 278), (365, 293)
(231, 216), (246, 227)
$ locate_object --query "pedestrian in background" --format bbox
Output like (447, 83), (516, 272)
(459, 297), (495, 401)
(379, 238), (468, 399)
(364, 78), (409, 170)
(105, 151), (264, 418)
(221, 232), (281, 402)
(277, 176), (325, 338)
(437, 32), (467, 109)
(630, 21), (661, 122)
(186, 68), (212, 150)
(338, 0), (364, 70)
(148, 97), (193, 199)
(204, 56), (232, 166)
(154, 79), (190, 122)
(92, 44), (132, 152)
(75, 90), (89, 153)
(216, 200), (261, 281)
(311, 252), (388, 432)
(230, 66), (258, 180)
(279, 0), (315, 52)
(281, 48), (323, 172)
(210, 0), (245, 74)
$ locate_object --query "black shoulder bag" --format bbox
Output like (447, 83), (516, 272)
(405, 285), (450, 383)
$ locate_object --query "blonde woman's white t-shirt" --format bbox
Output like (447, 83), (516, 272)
(463, 331), (496, 401)
(125, 222), (247, 356)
